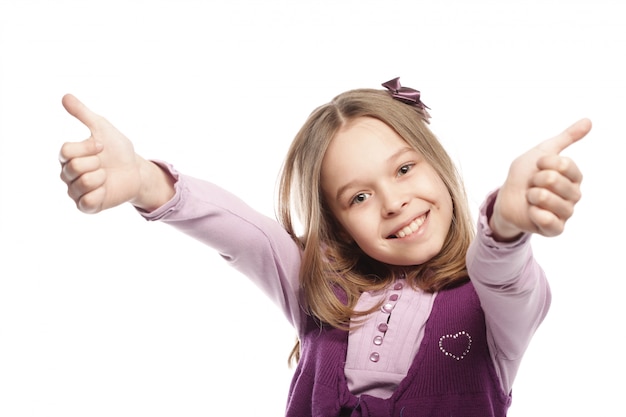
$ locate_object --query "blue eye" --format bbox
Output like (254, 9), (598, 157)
(351, 192), (370, 205)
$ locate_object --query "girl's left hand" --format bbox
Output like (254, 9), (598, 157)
(489, 118), (592, 241)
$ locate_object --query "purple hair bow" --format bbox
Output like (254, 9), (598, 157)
(382, 77), (431, 120)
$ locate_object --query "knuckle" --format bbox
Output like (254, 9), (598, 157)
(531, 187), (551, 205)
(542, 170), (559, 187)
(64, 158), (80, 177)
(67, 179), (85, 200)
(59, 143), (72, 162)
(79, 170), (103, 190)
(559, 156), (573, 171)
(67, 187), (78, 201)
(78, 194), (100, 213)
(540, 219), (563, 236)
(530, 206), (561, 235)
(59, 169), (70, 185)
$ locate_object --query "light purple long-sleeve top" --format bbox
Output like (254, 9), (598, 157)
(142, 164), (550, 399)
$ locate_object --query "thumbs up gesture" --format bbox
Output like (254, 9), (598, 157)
(59, 94), (174, 213)
(489, 118), (592, 240)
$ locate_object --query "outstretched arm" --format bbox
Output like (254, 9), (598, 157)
(489, 118), (592, 241)
(58, 95), (305, 331)
(468, 118), (592, 393)
(59, 94), (175, 213)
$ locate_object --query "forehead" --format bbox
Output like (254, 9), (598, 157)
(323, 116), (409, 165)
(320, 117), (412, 190)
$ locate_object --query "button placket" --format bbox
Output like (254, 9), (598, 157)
(369, 280), (404, 363)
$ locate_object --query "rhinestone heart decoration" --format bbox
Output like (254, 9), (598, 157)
(439, 331), (472, 361)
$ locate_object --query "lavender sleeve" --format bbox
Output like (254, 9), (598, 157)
(466, 190), (551, 394)
(140, 163), (305, 332)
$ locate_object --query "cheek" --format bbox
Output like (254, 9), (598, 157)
(436, 189), (453, 222)
(441, 196), (455, 235)
(336, 213), (368, 243)
(326, 208), (358, 244)
(427, 173), (453, 212)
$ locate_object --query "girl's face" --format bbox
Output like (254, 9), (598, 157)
(321, 117), (453, 267)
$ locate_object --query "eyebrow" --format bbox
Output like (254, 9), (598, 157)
(334, 146), (416, 202)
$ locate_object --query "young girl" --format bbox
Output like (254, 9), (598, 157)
(58, 78), (590, 416)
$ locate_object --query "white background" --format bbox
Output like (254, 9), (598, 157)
(1, 0), (624, 415)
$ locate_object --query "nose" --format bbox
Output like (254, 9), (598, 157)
(381, 188), (409, 217)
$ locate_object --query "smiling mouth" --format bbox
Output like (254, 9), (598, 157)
(388, 213), (428, 239)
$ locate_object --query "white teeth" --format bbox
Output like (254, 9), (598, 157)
(395, 216), (425, 238)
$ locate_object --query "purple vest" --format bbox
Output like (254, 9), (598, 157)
(285, 281), (512, 417)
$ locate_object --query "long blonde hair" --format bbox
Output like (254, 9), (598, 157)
(277, 88), (474, 363)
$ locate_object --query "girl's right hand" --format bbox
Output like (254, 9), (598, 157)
(59, 94), (174, 214)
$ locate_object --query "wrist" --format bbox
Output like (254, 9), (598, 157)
(486, 195), (523, 242)
(131, 158), (176, 212)
(488, 211), (523, 242)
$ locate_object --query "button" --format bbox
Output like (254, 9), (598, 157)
(369, 352), (380, 362)
(373, 335), (383, 346)
(381, 303), (394, 313)
(389, 294), (399, 301)
(378, 323), (388, 332)
(394, 282), (404, 290)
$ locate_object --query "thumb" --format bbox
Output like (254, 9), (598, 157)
(62, 94), (103, 131)
(540, 118), (592, 155)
